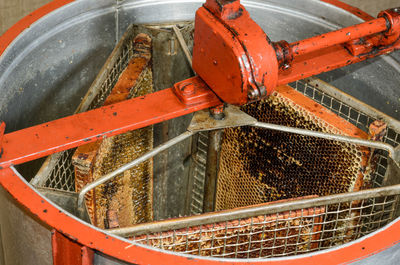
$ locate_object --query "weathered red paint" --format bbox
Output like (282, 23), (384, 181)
(192, 0), (279, 105)
(277, 7), (400, 83)
(1, 1), (400, 265)
(52, 230), (94, 265)
(277, 40), (400, 86)
(1, 167), (400, 265)
(289, 17), (388, 56)
(172, 78), (219, 106)
(0, 77), (221, 168)
(193, 0), (399, 105)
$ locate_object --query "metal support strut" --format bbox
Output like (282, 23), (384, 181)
(77, 106), (399, 217)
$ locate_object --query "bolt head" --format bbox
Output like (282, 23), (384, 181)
(247, 88), (260, 100)
(179, 82), (195, 96)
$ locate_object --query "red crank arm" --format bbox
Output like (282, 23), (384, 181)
(193, 1), (400, 105)
(0, 77), (221, 168)
(1, 1), (399, 169)
(277, 9), (400, 85)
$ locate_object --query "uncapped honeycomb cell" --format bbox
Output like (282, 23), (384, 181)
(215, 85), (372, 211)
(73, 34), (154, 228)
(93, 123), (153, 228)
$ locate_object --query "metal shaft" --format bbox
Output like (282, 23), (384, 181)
(252, 122), (397, 160)
(203, 129), (223, 212)
(289, 17), (388, 56)
(77, 131), (195, 211)
(109, 184), (400, 237)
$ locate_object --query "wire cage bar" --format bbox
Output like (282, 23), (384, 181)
(27, 21), (400, 260)
(115, 185), (400, 258)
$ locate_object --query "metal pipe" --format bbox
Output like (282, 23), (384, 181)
(77, 131), (195, 211)
(252, 122), (397, 161)
(203, 129), (222, 212)
(289, 17), (388, 56)
(172, 25), (193, 67)
(109, 184), (400, 237)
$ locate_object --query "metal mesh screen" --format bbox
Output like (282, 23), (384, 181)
(31, 23), (195, 193)
(188, 81), (399, 214)
(131, 189), (400, 258)
(28, 22), (400, 259)
(72, 33), (154, 228)
(128, 82), (400, 258)
(291, 80), (399, 188)
(189, 131), (209, 215)
(43, 150), (76, 191)
(216, 85), (372, 211)
(134, 206), (324, 258)
(32, 29), (138, 192)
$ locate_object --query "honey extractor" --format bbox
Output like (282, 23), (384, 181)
(0, 1), (400, 265)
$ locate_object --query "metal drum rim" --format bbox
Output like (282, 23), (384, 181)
(0, 0), (399, 264)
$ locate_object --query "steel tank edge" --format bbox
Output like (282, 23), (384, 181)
(0, 0), (399, 264)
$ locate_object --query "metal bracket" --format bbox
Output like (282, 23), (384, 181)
(188, 105), (257, 132)
(77, 105), (257, 215)
(76, 104), (399, 219)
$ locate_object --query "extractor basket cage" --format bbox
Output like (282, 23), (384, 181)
(28, 22), (400, 260)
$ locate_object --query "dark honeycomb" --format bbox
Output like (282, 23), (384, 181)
(215, 85), (371, 211)
(73, 35), (154, 228)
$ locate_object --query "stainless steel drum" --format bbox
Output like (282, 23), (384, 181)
(0, 1), (399, 265)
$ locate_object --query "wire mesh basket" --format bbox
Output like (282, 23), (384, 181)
(29, 22), (400, 259)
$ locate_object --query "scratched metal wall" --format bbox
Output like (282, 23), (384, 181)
(1, 0), (399, 35)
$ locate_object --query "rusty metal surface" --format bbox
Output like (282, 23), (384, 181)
(187, 105), (257, 132)
(202, 129), (222, 213)
(0, 0), (400, 262)
(193, 0), (279, 105)
(0, 76), (221, 169)
(192, 0), (400, 105)
(72, 33), (154, 229)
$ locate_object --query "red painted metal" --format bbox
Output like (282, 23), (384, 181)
(192, 0), (400, 105)
(172, 78), (219, 106)
(0, 76), (221, 168)
(0, 1), (398, 170)
(1, 1), (400, 265)
(289, 18), (388, 56)
(1, 167), (400, 265)
(276, 7), (400, 84)
(287, 7), (400, 60)
(192, 0), (279, 105)
(277, 41), (400, 86)
(52, 230), (94, 265)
